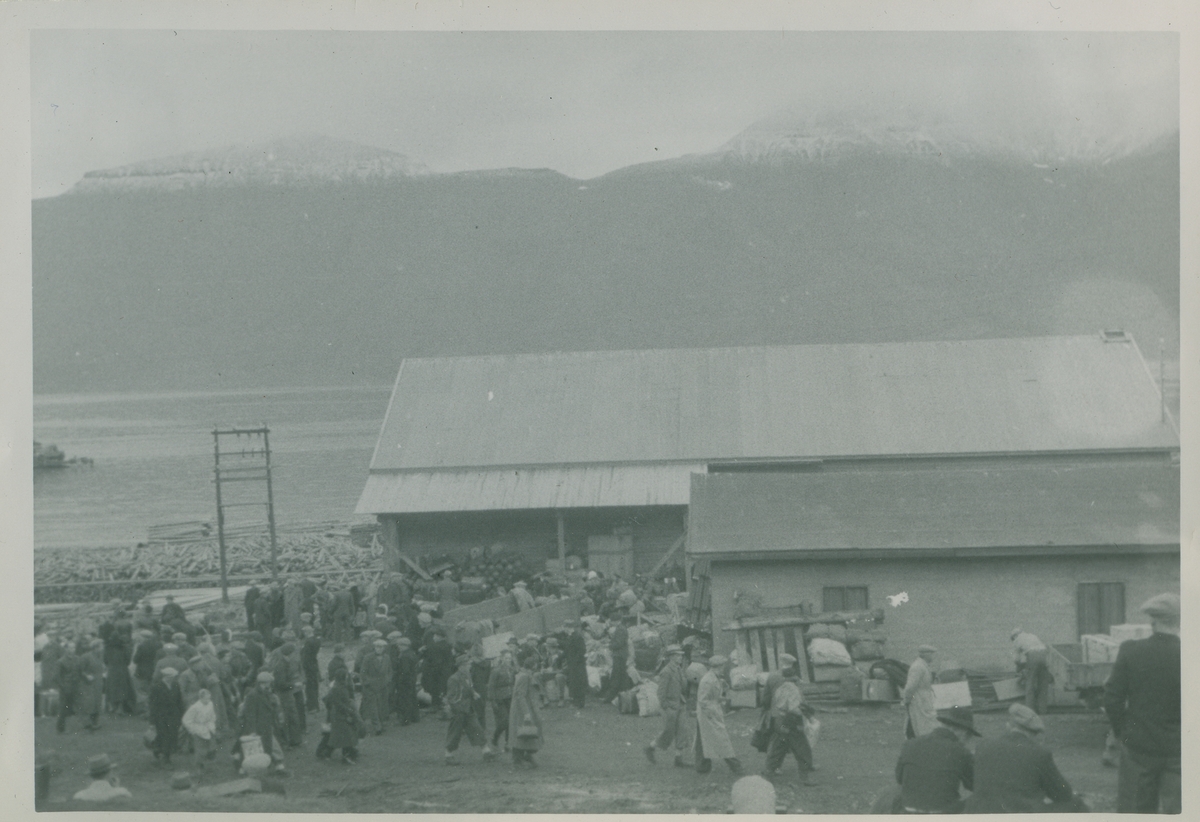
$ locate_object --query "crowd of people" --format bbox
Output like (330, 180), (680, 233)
(35, 570), (1180, 814)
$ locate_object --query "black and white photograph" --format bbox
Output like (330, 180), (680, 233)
(7, 2), (1193, 815)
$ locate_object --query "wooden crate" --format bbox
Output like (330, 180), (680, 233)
(932, 681), (972, 710)
(732, 624), (811, 681)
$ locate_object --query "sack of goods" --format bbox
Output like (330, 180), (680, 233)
(729, 664), (759, 690)
(617, 688), (639, 715)
(807, 637), (853, 667)
(806, 623), (847, 644)
(850, 640), (884, 661)
(637, 680), (662, 717)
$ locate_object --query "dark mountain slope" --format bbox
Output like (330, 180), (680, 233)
(32, 136), (1178, 393)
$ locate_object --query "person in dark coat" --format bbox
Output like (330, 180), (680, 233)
(561, 620), (588, 709)
(240, 671), (283, 766)
(327, 644), (349, 683)
(601, 616), (633, 700)
(54, 641), (82, 733)
(160, 595), (186, 626)
(148, 668), (185, 765)
(321, 669), (361, 764)
(331, 587), (354, 644)
(77, 638), (107, 730)
(244, 583), (262, 632)
(103, 629), (136, 716)
(487, 649), (516, 751)
(244, 632), (265, 676)
(469, 653), (492, 731)
(893, 706), (978, 813)
(271, 644), (302, 747)
(963, 703), (1085, 813)
(1104, 592), (1181, 814)
(394, 638), (421, 726)
(300, 626), (321, 712)
(443, 654), (488, 765)
(131, 631), (161, 703)
(422, 628), (455, 713)
(253, 596), (275, 638)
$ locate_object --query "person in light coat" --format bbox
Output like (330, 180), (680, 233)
(181, 688), (218, 772)
(902, 645), (939, 738)
(694, 656), (742, 775)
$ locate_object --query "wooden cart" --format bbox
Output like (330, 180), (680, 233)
(1047, 643), (1113, 708)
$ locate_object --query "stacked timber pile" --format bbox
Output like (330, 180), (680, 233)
(34, 533), (384, 604)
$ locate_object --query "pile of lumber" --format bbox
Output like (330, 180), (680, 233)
(34, 532), (384, 603)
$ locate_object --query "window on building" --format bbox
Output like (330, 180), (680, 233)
(823, 586), (868, 612)
(1078, 582), (1125, 637)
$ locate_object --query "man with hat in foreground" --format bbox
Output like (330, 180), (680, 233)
(72, 754), (132, 802)
(444, 653), (488, 764)
(892, 706), (977, 813)
(963, 703), (1086, 813)
(901, 645), (939, 738)
(1009, 628), (1051, 715)
(762, 659), (816, 785)
(694, 655), (743, 775)
(1103, 591), (1181, 814)
(644, 644), (691, 767)
(148, 667), (184, 765)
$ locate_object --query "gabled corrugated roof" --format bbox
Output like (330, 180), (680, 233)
(367, 335), (1177, 473)
(687, 463), (1180, 556)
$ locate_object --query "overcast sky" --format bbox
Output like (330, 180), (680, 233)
(30, 30), (1178, 198)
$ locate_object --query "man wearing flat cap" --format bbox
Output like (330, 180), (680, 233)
(1103, 591), (1180, 813)
(644, 644), (691, 767)
(901, 645), (939, 738)
(72, 753), (132, 802)
(444, 653), (487, 764)
(360, 639), (390, 735)
(763, 662), (816, 785)
(963, 703), (1085, 813)
(562, 619), (588, 709)
(892, 706), (977, 813)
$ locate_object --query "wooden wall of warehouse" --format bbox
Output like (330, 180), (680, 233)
(378, 505), (687, 578)
(706, 551), (1180, 673)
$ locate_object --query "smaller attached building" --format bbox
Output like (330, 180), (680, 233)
(688, 462), (1179, 670)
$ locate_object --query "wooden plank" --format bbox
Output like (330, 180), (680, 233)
(647, 532), (687, 579)
(735, 632), (749, 668)
(765, 628), (778, 672)
(793, 628), (811, 683)
(723, 608), (884, 632)
(773, 629), (785, 673)
(749, 630), (762, 670)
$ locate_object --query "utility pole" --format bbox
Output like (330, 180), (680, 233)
(213, 425), (280, 601)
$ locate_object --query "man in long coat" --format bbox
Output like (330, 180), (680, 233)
(331, 587), (354, 644)
(300, 626), (321, 712)
(244, 582), (262, 632)
(284, 579), (304, 637)
(444, 654), (487, 764)
(422, 628), (455, 714)
(103, 623), (136, 716)
(394, 637), (421, 725)
(1104, 592), (1181, 814)
(77, 638), (107, 731)
(963, 703), (1085, 813)
(1010, 628), (1052, 715)
(359, 639), (390, 735)
(54, 641), (82, 733)
(694, 656), (742, 774)
(561, 620), (588, 709)
(321, 669), (361, 764)
(148, 668), (185, 764)
(901, 645), (939, 738)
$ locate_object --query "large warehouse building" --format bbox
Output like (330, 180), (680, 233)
(357, 333), (1179, 668)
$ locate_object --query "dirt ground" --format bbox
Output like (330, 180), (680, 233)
(37, 692), (1121, 813)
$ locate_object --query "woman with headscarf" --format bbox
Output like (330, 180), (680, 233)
(509, 653), (543, 768)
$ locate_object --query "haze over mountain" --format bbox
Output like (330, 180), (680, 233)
(33, 117), (1179, 394)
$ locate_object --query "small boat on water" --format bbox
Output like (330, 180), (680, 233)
(34, 440), (93, 470)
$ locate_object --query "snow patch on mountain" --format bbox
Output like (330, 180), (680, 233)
(69, 135), (430, 193)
